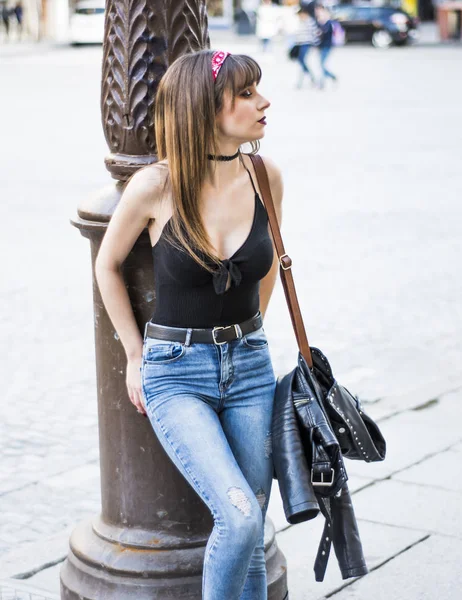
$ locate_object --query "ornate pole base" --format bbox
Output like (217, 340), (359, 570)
(60, 516), (287, 599)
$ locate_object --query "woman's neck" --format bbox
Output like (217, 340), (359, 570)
(214, 140), (240, 157)
(205, 151), (245, 191)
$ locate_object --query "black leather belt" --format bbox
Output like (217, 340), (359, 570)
(146, 312), (263, 346)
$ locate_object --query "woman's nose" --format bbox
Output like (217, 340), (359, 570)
(260, 95), (271, 110)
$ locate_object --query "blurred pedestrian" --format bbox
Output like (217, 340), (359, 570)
(13, 1), (23, 38)
(280, 0), (299, 42)
(1, 3), (10, 40)
(256, 0), (280, 52)
(315, 4), (337, 89)
(241, 0), (259, 34)
(293, 4), (320, 89)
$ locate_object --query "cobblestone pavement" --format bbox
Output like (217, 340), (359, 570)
(1, 30), (462, 598)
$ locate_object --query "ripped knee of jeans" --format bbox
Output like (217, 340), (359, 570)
(227, 486), (252, 517)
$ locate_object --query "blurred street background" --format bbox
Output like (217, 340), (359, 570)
(1, 1), (462, 599)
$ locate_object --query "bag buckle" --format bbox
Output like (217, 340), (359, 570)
(279, 254), (292, 270)
(212, 324), (240, 345)
(311, 468), (335, 487)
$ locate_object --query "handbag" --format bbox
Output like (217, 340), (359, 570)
(332, 20), (346, 47)
(249, 154), (386, 465)
(288, 44), (300, 60)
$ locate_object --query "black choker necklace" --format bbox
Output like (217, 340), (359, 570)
(207, 151), (240, 162)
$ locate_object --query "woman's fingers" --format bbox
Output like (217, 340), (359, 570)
(128, 388), (146, 415)
(127, 384), (147, 416)
(134, 388), (147, 416)
(125, 358), (146, 415)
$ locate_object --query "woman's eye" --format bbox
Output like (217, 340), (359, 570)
(240, 90), (252, 98)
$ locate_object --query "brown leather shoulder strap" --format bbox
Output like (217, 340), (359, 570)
(249, 153), (312, 368)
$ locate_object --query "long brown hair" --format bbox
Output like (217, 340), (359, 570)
(154, 50), (262, 272)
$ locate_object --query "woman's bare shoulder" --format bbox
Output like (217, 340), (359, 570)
(127, 161), (169, 195)
(122, 161), (170, 218)
(243, 153), (283, 209)
(259, 155), (283, 191)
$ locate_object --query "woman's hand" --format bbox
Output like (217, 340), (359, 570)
(126, 357), (147, 416)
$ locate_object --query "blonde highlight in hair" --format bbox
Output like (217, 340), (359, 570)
(154, 50), (262, 272)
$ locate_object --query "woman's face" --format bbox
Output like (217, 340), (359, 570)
(316, 7), (328, 21)
(215, 82), (271, 146)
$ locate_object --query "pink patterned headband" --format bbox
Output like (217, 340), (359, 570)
(211, 50), (231, 81)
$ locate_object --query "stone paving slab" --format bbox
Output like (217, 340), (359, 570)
(276, 518), (427, 600)
(0, 530), (69, 581)
(369, 377), (462, 421)
(0, 578), (59, 600)
(330, 534), (462, 600)
(0, 376), (99, 498)
(267, 476), (374, 535)
(352, 479), (462, 538)
(0, 464), (100, 562)
(346, 390), (462, 481)
(392, 447), (462, 493)
(23, 565), (62, 598)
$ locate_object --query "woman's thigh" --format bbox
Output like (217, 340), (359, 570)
(140, 328), (275, 520)
(144, 390), (262, 524)
(219, 328), (277, 513)
(219, 405), (274, 515)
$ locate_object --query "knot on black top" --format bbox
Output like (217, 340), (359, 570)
(212, 259), (242, 295)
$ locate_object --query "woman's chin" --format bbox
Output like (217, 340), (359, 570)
(244, 132), (266, 143)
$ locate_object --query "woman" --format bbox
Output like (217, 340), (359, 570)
(95, 49), (283, 600)
(1, 4), (10, 39)
(293, 4), (320, 89)
(315, 4), (338, 88)
(256, 0), (280, 52)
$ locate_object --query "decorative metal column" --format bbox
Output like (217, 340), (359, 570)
(60, 1), (287, 598)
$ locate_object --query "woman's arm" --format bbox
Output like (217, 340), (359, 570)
(258, 156), (284, 319)
(94, 165), (165, 414)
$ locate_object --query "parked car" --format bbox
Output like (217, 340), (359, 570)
(70, 0), (105, 45)
(330, 5), (419, 48)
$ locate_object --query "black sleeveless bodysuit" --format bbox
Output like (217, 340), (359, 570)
(150, 166), (274, 328)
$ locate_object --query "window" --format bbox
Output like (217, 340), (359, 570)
(75, 7), (105, 15)
(207, 0), (224, 17)
(332, 7), (356, 21)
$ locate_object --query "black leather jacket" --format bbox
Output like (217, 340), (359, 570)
(272, 364), (369, 582)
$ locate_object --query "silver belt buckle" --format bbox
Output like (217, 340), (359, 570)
(311, 468), (335, 487)
(212, 324), (240, 345)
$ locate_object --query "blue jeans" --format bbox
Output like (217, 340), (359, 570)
(319, 46), (336, 83)
(141, 318), (276, 600)
(297, 43), (314, 80)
